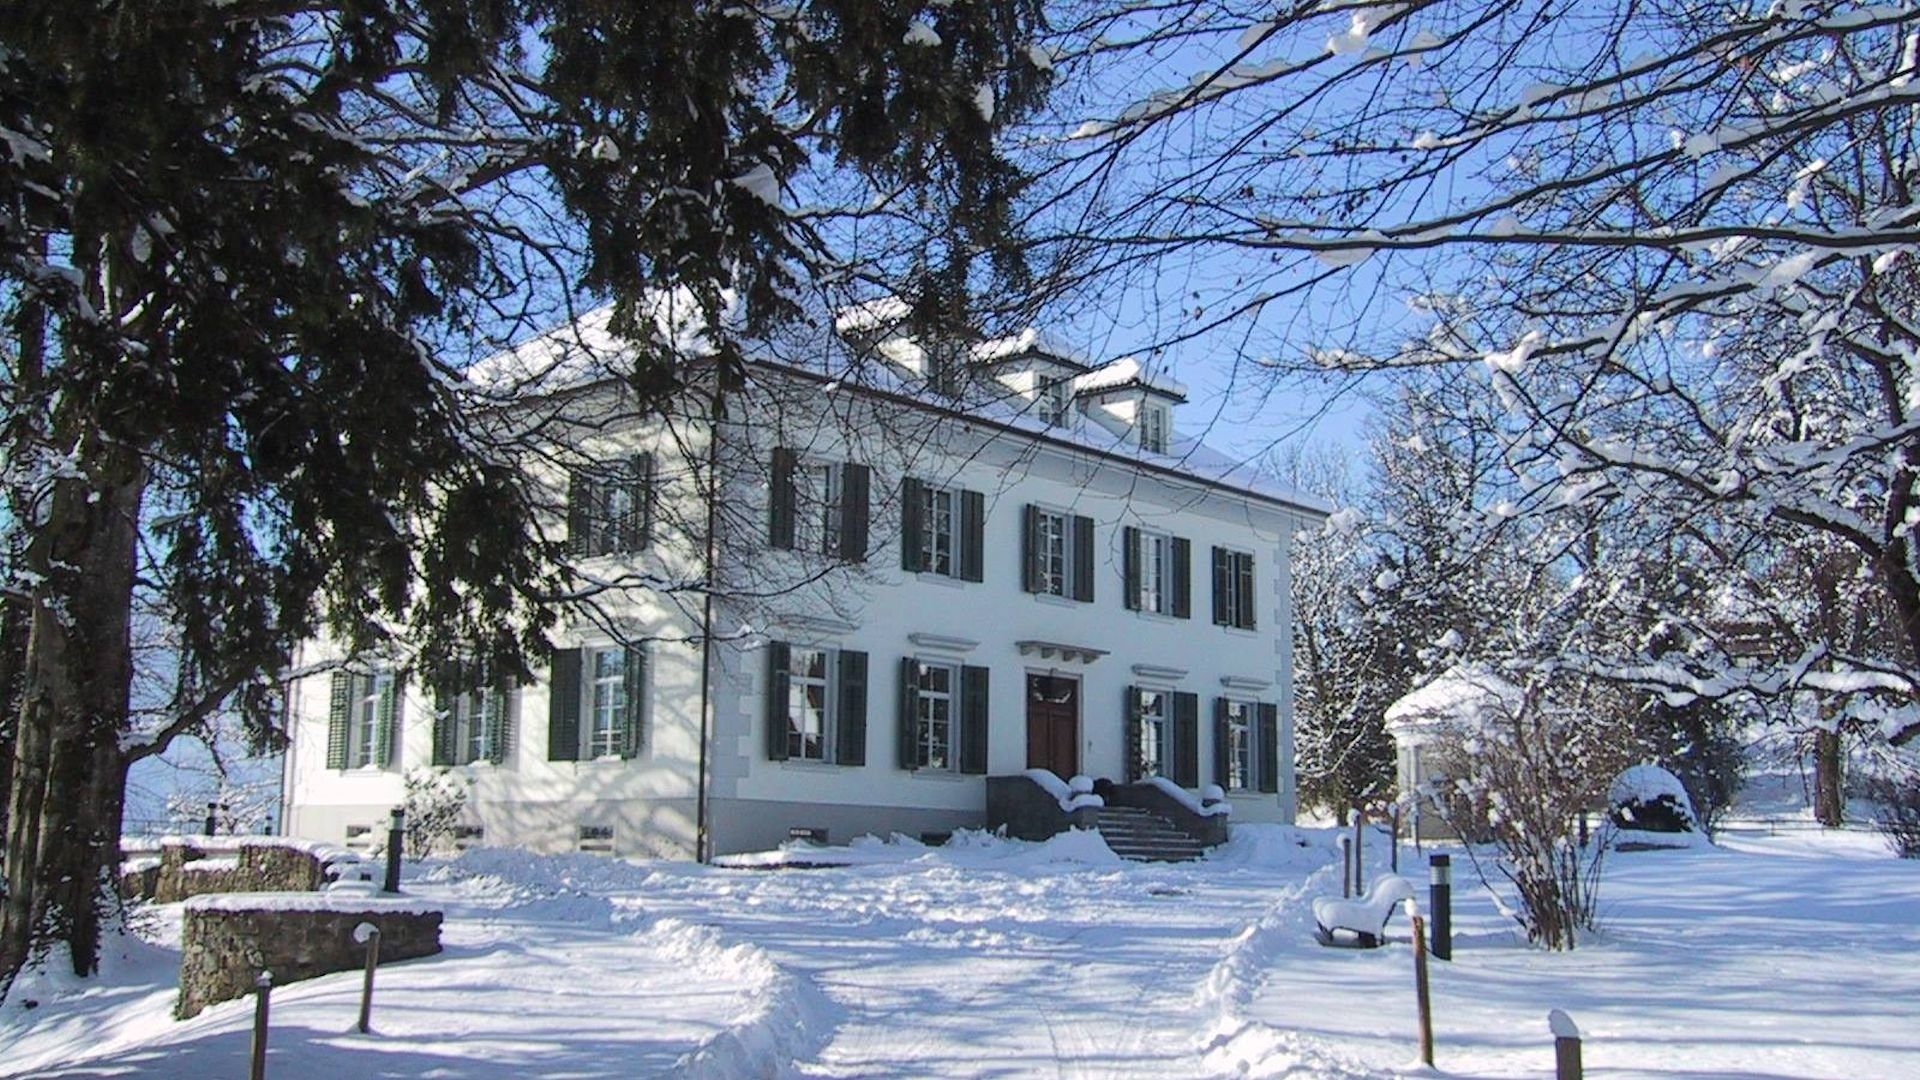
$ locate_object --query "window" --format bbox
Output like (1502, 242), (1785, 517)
(1135, 688), (1169, 779)
(915, 660), (956, 771)
(787, 647), (834, 761)
(1124, 527), (1189, 617)
(1037, 377), (1071, 426)
(587, 647), (630, 758)
(327, 668), (398, 771)
(920, 486), (955, 576)
(1213, 547), (1257, 630)
(1024, 506), (1093, 601)
(567, 454), (652, 557)
(1139, 405), (1168, 453)
(546, 644), (647, 762)
(1037, 510), (1067, 595)
(770, 450), (871, 562)
(766, 643), (867, 766)
(1223, 699), (1253, 791)
(434, 665), (515, 767)
(1136, 531), (1168, 613)
(795, 462), (843, 557)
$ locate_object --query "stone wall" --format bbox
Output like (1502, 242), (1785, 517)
(986, 775), (1099, 841)
(123, 838), (358, 903)
(177, 895), (442, 1019)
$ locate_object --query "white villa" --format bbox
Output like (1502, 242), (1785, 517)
(279, 300), (1328, 859)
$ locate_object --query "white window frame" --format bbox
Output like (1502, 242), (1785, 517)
(786, 646), (836, 762)
(1137, 688), (1169, 779)
(353, 672), (390, 768)
(1224, 699), (1254, 792)
(587, 647), (628, 759)
(1037, 508), (1070, 597)
(916, 659), (957, 771)
(1136, 529), (1170, 614)
(794, 461), (842, 557)
(1139, 404), (1168, 453)
(920, 485), (956, 577)
(1037, 377), (1070, 426)
(1221, 548), (1256, 629)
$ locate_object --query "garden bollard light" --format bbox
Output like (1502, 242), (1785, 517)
(384, 806), (405, 893)
(355, 922), (382, 1034)
(1429, 853), (1452, 960)
(1549, 1009), (1583, 1080)
(1340, 835), (1352, 898)
(250, 971), (272, 1080)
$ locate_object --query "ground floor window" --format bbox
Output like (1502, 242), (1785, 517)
(587, 647), (629, 758)
(1223, 699), (1253, 791)
(917, 661), (955, 770)
(1136, 688), (1169, 779)
(787, 647), (835, 761)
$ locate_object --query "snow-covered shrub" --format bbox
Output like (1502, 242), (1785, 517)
(1607, 764), (1697, 834)
(1865, 772), (1920, 859)
(400, 768), (472, 858)
(1434, 681), (1631, 950)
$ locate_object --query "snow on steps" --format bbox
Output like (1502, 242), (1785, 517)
(1092, 806), (1207, 862)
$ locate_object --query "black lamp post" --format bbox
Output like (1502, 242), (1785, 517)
(383, 806), (405, 893)
(1429, 853), (1452, 960)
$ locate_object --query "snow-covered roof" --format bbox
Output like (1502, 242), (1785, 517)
(1071, 356), (1187, 401)
(832, 295), (912, 336)
(461, 304), (1329, 517)
(1383, 664), (1523, 743)
(970, 327), (1093, 372)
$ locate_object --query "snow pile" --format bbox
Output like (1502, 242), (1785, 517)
(1022, 768), (1105, 811)
(1148, 775), (1231, 817)
(663, 919), (837, 1080)
(1607, 764), (1707, 847)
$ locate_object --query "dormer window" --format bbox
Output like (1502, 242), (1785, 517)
(1139, 404), (1168, 453)
(1037, 377), (1071, 426)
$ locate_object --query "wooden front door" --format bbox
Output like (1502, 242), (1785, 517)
(1026, 673), (1079, 777)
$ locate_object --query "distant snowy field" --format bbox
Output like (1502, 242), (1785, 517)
(4, 819), (1917, 1078)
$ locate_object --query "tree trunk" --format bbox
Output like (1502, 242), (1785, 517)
(1812, 727), (1845, 827)
(0, 432), (143, 991)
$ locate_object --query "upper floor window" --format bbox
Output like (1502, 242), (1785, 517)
(900, 477), (985, 582)
(770, 448), (870, 563)
(1037, 377), (1071, 426)
(326, 668), (399, 771)
(1023, 506), (1094, 602)
(765, 642), (868, 766)
(1139, 405), (1168, 453)
(1212, 547), (1257, 630)
(1124, 527), (1190, 617)
(567, 453), (653, 557)
(922, 487), (955, 576)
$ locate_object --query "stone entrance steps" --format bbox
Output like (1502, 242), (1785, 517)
(1093, 805), (1207, 862)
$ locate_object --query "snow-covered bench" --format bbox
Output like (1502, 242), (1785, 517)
(1312, 874), (1416, 948)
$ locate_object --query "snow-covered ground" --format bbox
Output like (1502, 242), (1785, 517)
(4, 821), (1917, 1078)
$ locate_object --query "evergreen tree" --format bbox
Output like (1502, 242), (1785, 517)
(0, 0), (1051, 991)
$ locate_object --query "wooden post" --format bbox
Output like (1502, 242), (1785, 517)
(249, 971), (272, 1080)
(1340, 835), (1352, 898)
(354, 922), (382, 1033)
(1410, 913), (1434, 1067)
(1352, 810), (1366, 894)
(1549, 1010), (1583, 1080)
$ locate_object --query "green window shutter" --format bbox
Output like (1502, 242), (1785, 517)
(1211, 547), (1229, 626)
(898, 657), (920, 770)
(765, 642), (791, 761)
(900, 477), (926, 572)
(1256, 702), (1280, 794)
(326, 670), (352, 770)
(623, 452), (654, 552)
(959, 665), (990, 775)
(769, 447), (796, 549)
(959, 489), (985, 583)
(1172, 692), (1199, 788)
(836, 649), (868, 766)
(840, 462), (871, 563)
(430, 668), (457, 767)
(487, 689), (514, 765)
(1122, 526), (1140, 612)
(1071, 515), (1095, 603)
(1213, 699), (1232, 789)
(1021, 505), (1040, 593)
(547, 648), (583, 762)
(1124, 687), (1143, 783)
(620, 643), (648, 759)
(567, 470), (594, 558)
(375, 673), (400, 768)
(1170, 537), (1192, 619)
(1236, 553), (1257, 629)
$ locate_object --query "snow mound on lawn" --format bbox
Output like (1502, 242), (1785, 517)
(720, 826), (1126, 869)
(658, 919), (838, 1079)
(1205, 823), (1327, 870)
(435, 846), (661, 893)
